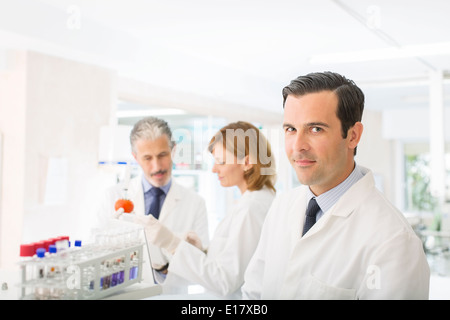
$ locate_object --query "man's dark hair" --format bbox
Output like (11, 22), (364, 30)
(282, 71), (365, 155)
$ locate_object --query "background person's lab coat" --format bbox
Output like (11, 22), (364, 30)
(167, 187), (275, 299)
(97, 174), (210, 293)
(242, 167), (430, 300)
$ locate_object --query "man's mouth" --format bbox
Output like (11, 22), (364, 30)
(294, 159), (316, 167)
(151, 170), (167, 177)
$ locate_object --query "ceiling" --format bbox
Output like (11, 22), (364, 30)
(0, 0), (449, 118)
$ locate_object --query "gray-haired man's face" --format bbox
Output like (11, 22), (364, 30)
(132, 134), (173, 187)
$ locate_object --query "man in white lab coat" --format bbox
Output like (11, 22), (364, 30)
(97, 117), (209, 294)
(241, 72), (430, 300)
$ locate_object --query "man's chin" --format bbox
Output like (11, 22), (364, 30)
(148, 175), (169, 187)
(295, 172), (314, 187)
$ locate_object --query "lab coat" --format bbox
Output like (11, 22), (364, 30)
(168, 187), (275, 299)
(96, 174), (210, 293)
(242, 167), (430, 300)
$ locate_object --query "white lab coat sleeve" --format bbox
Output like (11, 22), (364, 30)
(358, 229), (430, 299)
(241, 200), (277, 300)
(168, 201), (267, 297)
(191, 196), (210, 248)
(241, 235), (266, 299)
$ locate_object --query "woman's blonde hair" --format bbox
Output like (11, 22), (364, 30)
(208, 121), (276, 192)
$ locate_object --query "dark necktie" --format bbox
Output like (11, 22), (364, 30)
(302, 198), (320, 236)
(148, 187), (164, 219)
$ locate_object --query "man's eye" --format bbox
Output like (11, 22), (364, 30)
(311, 127), (322, 133)
(285, 127), (295, 133)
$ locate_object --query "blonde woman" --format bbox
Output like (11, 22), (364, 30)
(135, 121), (276, 299)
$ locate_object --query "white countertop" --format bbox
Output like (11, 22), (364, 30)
(2, 267), (449, 300)
(0, 267), (162, 300)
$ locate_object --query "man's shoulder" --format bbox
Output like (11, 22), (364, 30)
(274, 185), (308, 202)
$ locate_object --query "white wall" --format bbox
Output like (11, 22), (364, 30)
(0, 50), (27, 269)
(358, 109), (395, 203)
(0, 50), (115, 269)
(382, 106), (450, 141)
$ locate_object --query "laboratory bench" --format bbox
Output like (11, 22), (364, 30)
(1, 267), (449, 300)
(0, 266), (162, 300)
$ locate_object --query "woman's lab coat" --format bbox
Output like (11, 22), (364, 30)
(242, 167), (430, 300)
(168, 186), (275, 299)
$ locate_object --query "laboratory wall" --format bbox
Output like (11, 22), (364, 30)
(358, 109), (394, 200)
(0, 50), (115, 269)
(0, 50), (27, 270)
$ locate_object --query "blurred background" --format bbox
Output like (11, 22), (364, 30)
(1, 0), (450, 284)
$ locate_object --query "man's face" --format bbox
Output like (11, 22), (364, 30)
(283, 91), (360, 196)
(132, 135), (173, 187)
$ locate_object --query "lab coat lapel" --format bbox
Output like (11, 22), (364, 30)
(300, 170), (376, 239)
(158, 180), (181, 222)
(327, 170), (375, 218)
(288, 187), (309, 240)
(287, 186), (327, 240)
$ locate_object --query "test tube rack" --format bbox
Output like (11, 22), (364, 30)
(18, 242), (145, 300)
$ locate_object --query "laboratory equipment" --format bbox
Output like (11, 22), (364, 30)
(17, 223), (149, 300)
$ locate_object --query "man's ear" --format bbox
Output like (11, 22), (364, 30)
(348, 122), (363, 150)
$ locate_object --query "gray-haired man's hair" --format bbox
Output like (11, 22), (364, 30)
(130, 117), (175, 153)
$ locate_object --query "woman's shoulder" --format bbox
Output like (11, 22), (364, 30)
(240, 187), (275, 210)
(246, 186), (275, 198)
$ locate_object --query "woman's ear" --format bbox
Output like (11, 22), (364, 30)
(244, 155), (253, 172)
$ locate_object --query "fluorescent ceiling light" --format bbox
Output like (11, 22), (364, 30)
(309, 42), (450, 64)
(117, 108), (187, 118)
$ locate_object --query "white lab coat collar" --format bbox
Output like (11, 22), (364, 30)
(125, 174), (183, 220)
(300, 167), (374, 239)
(159, 179), (184, 220)
(327, 166), (373, 218)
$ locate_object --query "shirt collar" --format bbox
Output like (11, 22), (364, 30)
(307, 163), (365, 214)
(142, 175), (172, 195)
